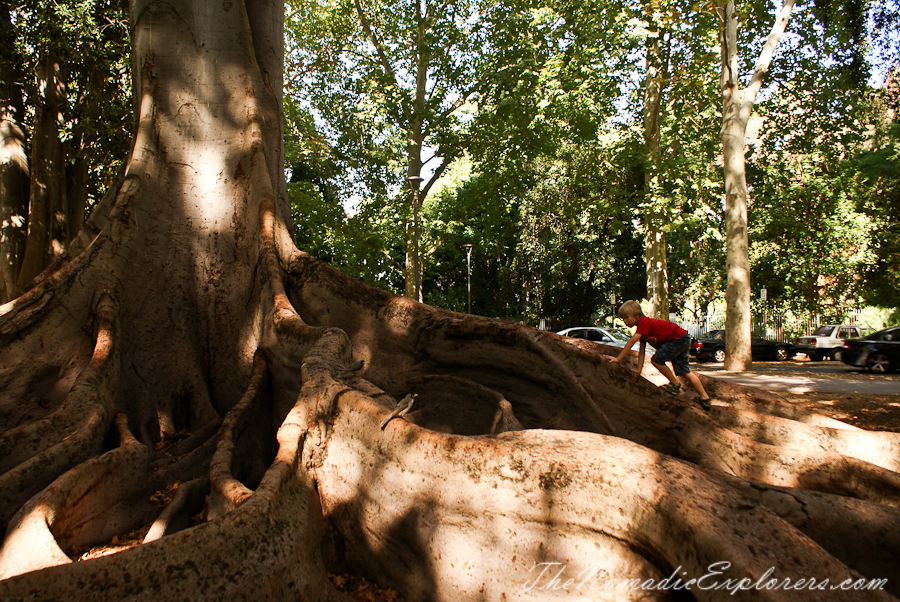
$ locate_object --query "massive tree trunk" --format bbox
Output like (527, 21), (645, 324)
(1, 1), (899, 601)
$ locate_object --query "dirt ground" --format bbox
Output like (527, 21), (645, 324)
(781, 391), (900, 432)
(726, 364), (900, 433)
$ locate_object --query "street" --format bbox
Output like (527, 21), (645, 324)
(694, 359), (900, 395)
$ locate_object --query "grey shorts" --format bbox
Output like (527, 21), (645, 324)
(651, 333), (692, 376)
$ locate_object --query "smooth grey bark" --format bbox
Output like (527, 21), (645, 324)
(719, 0), (796, 371)
(642, 2), (669, 319)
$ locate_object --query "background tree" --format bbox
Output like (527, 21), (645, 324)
(0, 0), (131, 304)
(855, 66), (900, 318)
(639, 0), (673, 320)
(0, 2), (29, 304)
(718, 0), (796, 370)
(632, 0), (722, 320)
(285, 0), (509, 300)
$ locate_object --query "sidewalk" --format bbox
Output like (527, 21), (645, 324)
(695, 370), (900, 395)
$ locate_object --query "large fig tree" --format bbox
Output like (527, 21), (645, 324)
(1, 1), (898, 600)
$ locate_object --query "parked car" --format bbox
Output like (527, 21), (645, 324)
(557, 327), (656, 352)
(795, 324), (873, 361)
(690, 329), (797, 362)
(840, 326), (900, 373)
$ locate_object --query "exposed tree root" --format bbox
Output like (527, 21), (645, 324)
(208, 352), (272, 519)
(708, 470), (900, 598)
(282, 255), (900, 600)
(710, 405), (900, 472)
(309, 387), (892, 601)
(0, 416), (342, 602)
(142, 476), (209, 544)
(0, 414), (149, 579)
(0, 294), (119, 526)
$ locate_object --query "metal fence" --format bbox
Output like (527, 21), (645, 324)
(679, 309), (872, 343)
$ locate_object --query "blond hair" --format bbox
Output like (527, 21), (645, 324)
(617, 300), (643, 320)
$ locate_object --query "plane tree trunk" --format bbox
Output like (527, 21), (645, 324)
(1, 1), (899, 601)
(642, 0), (669, 320)
(719, 0), (795, 371)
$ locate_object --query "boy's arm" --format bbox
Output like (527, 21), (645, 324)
(635, 339), (646, 372)
(610, 333), (643, 363)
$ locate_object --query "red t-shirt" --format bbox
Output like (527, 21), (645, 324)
(635, 316), (687, 345)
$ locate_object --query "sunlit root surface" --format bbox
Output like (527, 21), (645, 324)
(3, 244), (900, 602)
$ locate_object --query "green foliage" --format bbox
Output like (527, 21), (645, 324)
(851, 68), (900, 311)
(4, 0), (132, 211)
(745, 56), (899, 319)
(412, 139), (648, 325)
(748, 161), (875, 315)
(281, 0), (900, 327)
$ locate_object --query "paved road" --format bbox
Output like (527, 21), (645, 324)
(694, 362), (900, 395)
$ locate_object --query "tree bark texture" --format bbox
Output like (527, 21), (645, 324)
(719, 0), (795, 371)
(15, 55), (69, 291)
(642, 0), (669, 320)
(1, 1), (898, 601)
(0, 0), (29, 305)
(0, 112), (28, 305)
(719, 0), (752, 371)
(0, 3), (28, 305)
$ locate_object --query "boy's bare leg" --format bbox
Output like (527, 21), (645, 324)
(683, 372), (710, 400)
(650, 361), (679, 385)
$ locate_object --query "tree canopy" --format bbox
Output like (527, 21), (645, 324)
(281, 0), (900, 330)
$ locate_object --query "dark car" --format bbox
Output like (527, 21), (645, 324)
(840, 326), (900, 373)
(690, 329), (797, 362)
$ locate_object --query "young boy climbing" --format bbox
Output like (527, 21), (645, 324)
(609, 300), (712, 411)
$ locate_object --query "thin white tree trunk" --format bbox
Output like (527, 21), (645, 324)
(719, 0), (796, 371)
(643, 4), (669, 319)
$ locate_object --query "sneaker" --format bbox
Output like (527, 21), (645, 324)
(693, 396), (712, 412)
(661, 382), (684, 395)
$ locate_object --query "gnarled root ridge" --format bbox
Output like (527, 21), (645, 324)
(0, 339), (341, 602)
(288, 254), (900, 600)
(0, 294), (120, 527)
(314, 407), (895, 601)
(2, 250), (899, 601)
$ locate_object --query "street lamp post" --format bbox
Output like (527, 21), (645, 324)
(408, 175), (424, 301)
(464, 244), (473, 314)
(610, 292), (616, 326)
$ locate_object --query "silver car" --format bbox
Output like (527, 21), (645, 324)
(557, 326), (656, 353)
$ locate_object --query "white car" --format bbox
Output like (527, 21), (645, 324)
(795, 324), (873, 361)
(557, 327), (656, 353)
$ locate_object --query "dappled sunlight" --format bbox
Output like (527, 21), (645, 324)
(711, 405), (900, 473)
(0, 501), (71, 579)
(315, 399), (671, 600)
